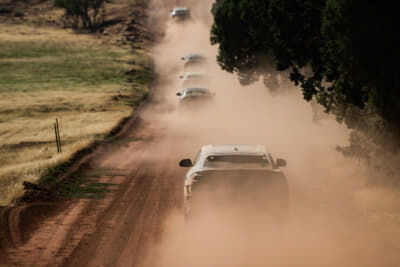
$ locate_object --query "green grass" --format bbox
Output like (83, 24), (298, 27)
(38, 161), (70, 184)
(38, 165), (123, 199)
(0, 24), (152, 205)
(0, 42), (130, 93)
(63, 180), (118, 199)
(0, 41), (126, 59)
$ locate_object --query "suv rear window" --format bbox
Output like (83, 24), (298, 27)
(204, 155), (270, 168)
(184, 91), (209, 97)
(189, 55), (204, 61)
(176, 10), (189, 14)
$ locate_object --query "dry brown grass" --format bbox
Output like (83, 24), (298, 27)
(0, 23), (151, 205)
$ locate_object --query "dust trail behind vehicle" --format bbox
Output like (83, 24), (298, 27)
(142, 0), (400, 266)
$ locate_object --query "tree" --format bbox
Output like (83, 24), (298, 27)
(211, 0), (400, 150)
(211, 0), (275, 86)
(320, 0), (400, 127)
(54, 0), (106, 29)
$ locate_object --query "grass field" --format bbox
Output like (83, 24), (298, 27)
(0, 24), (152, 206)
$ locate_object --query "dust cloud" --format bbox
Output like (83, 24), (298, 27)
(141, 0), (400, 266)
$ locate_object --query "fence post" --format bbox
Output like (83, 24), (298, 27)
(56, 118), (62, 153)
(54, 122), (60, 153)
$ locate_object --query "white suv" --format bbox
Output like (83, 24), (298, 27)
(170, 7), (191, 20)
(179, 144), (288, 219)
(176, 87), (215, 108)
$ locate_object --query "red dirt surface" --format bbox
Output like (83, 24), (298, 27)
(3, 116), (187, 266)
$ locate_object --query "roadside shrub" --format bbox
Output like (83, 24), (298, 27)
(54, 0), (106, 30)
(0, 4), (11, 14)
(13, 8), (24, 17)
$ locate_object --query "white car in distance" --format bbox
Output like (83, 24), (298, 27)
(180, 72), (210, 88)
(170, 7), (191, 20)
(181, 54), (207, 71)
(176, 87), (215, 108)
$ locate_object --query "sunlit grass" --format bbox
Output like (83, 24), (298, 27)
(0, 24), (152, 205)
(0, 41), (129, 92)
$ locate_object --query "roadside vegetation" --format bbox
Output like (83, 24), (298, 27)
(54, 0), (106, 29)
(0, 20), (151, 205)
(211, 0), (400, 185)
(211, 0), (400, 242)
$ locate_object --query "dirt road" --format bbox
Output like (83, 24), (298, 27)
(2, 0), (400, 266)
(3, 113), (187, 266)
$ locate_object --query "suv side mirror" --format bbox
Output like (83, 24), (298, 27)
(181, 57), (185, 60)
(176, 92), (182, 96)
(179, 75), (183, 79)
(276, 158), (287, 167)
(179, 159), (193, 167)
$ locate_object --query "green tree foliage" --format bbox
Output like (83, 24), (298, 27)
(54, 0), (106, 29)
(211, 0), (276, 87)
(211, 0), (400, 142)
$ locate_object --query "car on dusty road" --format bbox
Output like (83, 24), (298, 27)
(170, 7), (191, 20)
(180, 72), (209, 88)
(179, 144), (288, 220)
(181, 54), (207, 70)
(176, 87), (215, 108)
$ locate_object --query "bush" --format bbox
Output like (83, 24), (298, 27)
(54, 0), (106, 29)
(0, 4), (11, 14)
(13, 8), (24, 17)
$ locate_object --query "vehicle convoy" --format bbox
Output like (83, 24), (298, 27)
(181, 54), (207, 70)
(180, 72), (209, 88)
(176, 87), (215, 108)
(179, 145), (288, 219)
(170, 7), (191, 20)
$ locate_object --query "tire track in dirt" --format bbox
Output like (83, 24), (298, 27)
(0, 0), (185, 265)
(65, 167), (155, 267)
(4, 115), (186, 266)
(62, 128), (185, 267)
